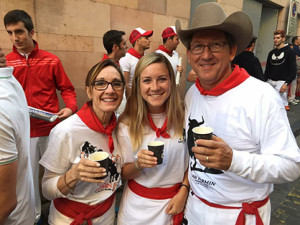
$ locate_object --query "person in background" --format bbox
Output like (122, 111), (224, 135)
(176, 2), (300, 224)
(102, 30), (127, 63)
(264, 30), (297, 111)
(120, 27), (153, 96)
(117, 53), (189, 225)
(102, 30), (128, 115)
(4, 9), (78, 222)
(288, 36), (300, 105)
(232, 37), (265, 81)
(40, 59), (124, 225)
(156, 26), (183, 77)
(0, 48), (35, 225)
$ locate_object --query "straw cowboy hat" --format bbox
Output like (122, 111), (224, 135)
(175, 2), (253, 55)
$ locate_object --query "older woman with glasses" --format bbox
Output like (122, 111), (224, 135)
(40, 59), (124, 225)
(117, 52), (189, 225)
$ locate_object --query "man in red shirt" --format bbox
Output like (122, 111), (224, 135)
(4, 9), (77, 223)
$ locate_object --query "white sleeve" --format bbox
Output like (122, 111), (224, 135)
(228, 91), (300, 183)
(117, 123), (135, 165)
(119, 56), (130, 72)
(41, 169), (65, 200)
(229, 150), (300, 183)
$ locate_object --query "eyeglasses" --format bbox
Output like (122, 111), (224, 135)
(92, 80), (124, 91)
(189, 42), (227, 54)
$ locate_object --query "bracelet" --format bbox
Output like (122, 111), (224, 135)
(64, 172), (74, 190)
(180, 184), (190, 192)
(134, 161), (142, 171)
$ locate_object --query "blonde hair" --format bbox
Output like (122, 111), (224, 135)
(120, 52), (184, 151)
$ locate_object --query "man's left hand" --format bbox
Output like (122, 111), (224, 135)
(56, 108), (73, 120)
(177, 65), (183, 73)
(192, 135), (233, 171)
(0, 48), (6, 68)
(279, 83), (288, 93)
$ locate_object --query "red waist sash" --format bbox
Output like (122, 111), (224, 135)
(193, 190), (269, 225)
(53, 193), (115, 225)
(128, 179), (183, 225)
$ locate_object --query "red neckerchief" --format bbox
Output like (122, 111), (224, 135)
(77, 102), (116, 153)
(158, 45), (173, 56)
(195, 65), (250, 96)
(147, 113), (170, 138)
(101, 54), (120, 65)
(101, 54), (110, 61)
(127, 48), (143, 59)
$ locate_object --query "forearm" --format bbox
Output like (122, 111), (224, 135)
(121, 162), (142, 180)
(229, 150), (300, 183)
(60, 90), (78, 113)
(42, 168), (78, 200)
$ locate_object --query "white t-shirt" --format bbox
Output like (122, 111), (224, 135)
(117, 113), (188, 225)
(40, 114), (122, 225)
(119, 52), (139, 88)
(0, 67), (35, 225)
(155, 49), (179, 76)
(185, 76), (300, 206)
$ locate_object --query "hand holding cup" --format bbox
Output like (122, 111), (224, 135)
(192, 126), (232, 171)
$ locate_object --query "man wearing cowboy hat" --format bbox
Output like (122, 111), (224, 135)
(176, 2), (300, 225)
(119, 27), (153, 96)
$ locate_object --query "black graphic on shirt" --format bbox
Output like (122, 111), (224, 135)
(80, 141), (120, 183)
(187, 116), (223, 174)
(178, 128), (186, 143)
(270, 52), (285, 66)
(182, 215), (188, 225)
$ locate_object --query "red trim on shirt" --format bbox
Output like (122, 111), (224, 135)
(195, 65), (250, 96)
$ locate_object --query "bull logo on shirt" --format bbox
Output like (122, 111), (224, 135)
(187, 116), (223, 174)
(80, 141), (121, 183)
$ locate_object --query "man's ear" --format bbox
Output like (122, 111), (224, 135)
(29, 29), (34, 37)
(112, 44), (119, 52)
(229, 45), (237, 61)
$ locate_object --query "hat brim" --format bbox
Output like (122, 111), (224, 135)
(142, 30), (153, 37)
(176, 11), (252, 55)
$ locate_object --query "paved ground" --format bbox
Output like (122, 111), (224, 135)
(39, 98), (300, 225)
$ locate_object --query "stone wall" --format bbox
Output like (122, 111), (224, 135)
(0, 0), (190, 108)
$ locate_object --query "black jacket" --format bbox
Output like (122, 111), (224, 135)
(233, 51), (265, 81)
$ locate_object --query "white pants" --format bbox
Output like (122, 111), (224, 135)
(267, 79), (288, 107)
(183, 192), (271, 225)
(288, 78), (297, 101)
(30, 136), (49, 222)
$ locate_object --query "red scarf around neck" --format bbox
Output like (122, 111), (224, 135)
(77, 102), (116, 153)
(127, 48), (143, 59)
(158, 45), (173, 56)
(195, 65), (250, 96)
(147, 113), (170, 138)
(101, 54), (109, 61)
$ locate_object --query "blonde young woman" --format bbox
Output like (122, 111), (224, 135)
(40, 60), (124, 225)
(117, 53), (189, 225)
